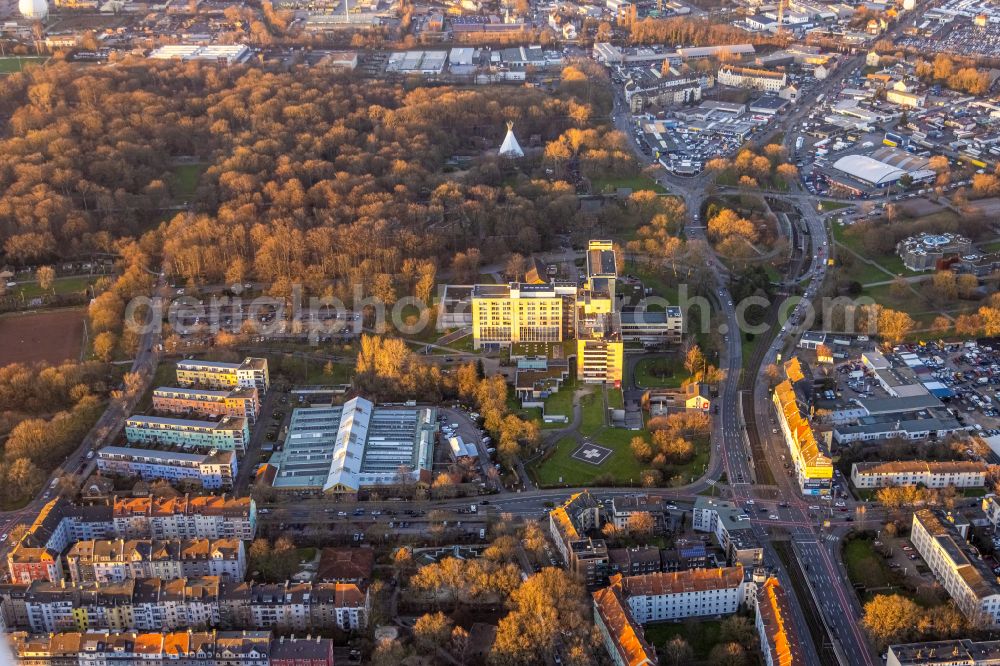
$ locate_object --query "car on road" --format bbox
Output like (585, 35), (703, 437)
(809, 505), (820, 510)
(769, 514), (779, 520)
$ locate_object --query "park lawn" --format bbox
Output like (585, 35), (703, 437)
(644, 620), (724, 661)
(543, 378), (579, 419)
(13, 275), (95, 299)
(171, 163), (208, 201)
(831, 221), (920, 282)
(634, 357), (686, 388)
(607, 387), (624, 409)
(629, 264), (682, 307)
(843, 536), (901, 598)
(137, 362), (180, 412)
(530, 434), (644, 487)
(590, 175), (667, 194)
(579, 392), (607, 434)
(819, 200), (852, 212)
(0, 56), (47, 73)
(977, 239), (1000, 253)
(861, 284), (946, 328)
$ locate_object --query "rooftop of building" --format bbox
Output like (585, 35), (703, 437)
(853, 460), (987, 475)
(914, 509), (1000, 600)
(757, 578), (806, 666)
(617, 565), (745, 596)
(270, 396), (436, 492)
(592, 585), (658, 666)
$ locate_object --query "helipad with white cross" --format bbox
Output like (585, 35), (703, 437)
(570, 443), (613, 466)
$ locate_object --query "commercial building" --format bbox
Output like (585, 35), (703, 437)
(268, 397), (436, 496)
(755, 577), (805, 666)
(911, 509), (1000, 626)
(833, 416), (965, 444)
(65, 538), (246, 584)
(176, 358), (270, 393)
(897, 233), (974, 272)
(148, 44), (253, 65)
(124, 415), (249, 453)
(7, 630), (335, 665)
(851, 461), (988, 489)
(717, 65), (787, 92)
(693, 497), (763, 567)
(886, 639), (1000, 666)
(97, 446), (237, 489)
(773, 358), (832, 496)
(152, 386), (261, 423)
(0, 577), (370, 633)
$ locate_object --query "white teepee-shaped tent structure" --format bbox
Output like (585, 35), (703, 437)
(499, 122), (524, 158)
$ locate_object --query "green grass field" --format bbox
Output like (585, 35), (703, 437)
(644, 620), (724, 661)
(843, 536), (902, 598)
(543, 377), (579, 418)
(171, 163), (208, 200)
(0, 56), (47, 73)
(860, 283), (966, 328)
(819, 200), (853, 212)
(11, 275), (96, 299)
(590, 175), (667, 194)
(633, 357), (685, 388)
(531, 392), (708, 487)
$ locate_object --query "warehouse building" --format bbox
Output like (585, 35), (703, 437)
(268, 397), (436, 497)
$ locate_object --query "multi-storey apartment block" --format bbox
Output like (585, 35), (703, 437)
(549, 491), (608, 587)
(7, 630), (334, 666)
(692, 497), (763, 567)
(717, 65), (787, 91)
(886, 639), (1000, 666)
(153, 386), (261, 423)
(911, 509), (1000, 626)
(773, 358), (833, 496)
(6, 497), (256, 585)
(97, 446), (237, 489)
(756, 577), (805, 666)
(112, 495), (257, 540)
(851, 461), (988, 490)
(1, 578), (369, 634)
(65, 538), (246, 584)
(124, 415), (249, 452)
(616, 566), (748, 623)
(593, 583), (659, 666)
(176, 358), (270, 393)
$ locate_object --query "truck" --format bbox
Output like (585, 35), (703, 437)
(470, 504), (478, 513)
(795, 136), (804, 151)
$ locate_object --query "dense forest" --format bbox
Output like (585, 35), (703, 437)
(0, 60), (630, 302)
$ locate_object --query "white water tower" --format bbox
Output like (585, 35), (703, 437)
(18, 0), (48, 20)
